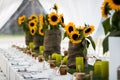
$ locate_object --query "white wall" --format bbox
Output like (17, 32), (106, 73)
(109, 37), (120, 80)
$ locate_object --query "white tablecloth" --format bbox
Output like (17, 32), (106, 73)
(0, 48), (75, 80)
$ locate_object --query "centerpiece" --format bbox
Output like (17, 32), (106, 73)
(18, 13), (45, 53)
(64, 23), (95, 68)
(18, 15), (33, 47)
(42, 3), (65, 58)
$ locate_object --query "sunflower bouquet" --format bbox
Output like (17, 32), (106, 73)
(64, 22), (95, 55)
(43, 3), (64, 30)
(18, 14), (46, 37)
(101, 0), (120, 53)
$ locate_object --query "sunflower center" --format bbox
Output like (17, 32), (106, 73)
(68, 26), (73, 33)
(61, 17), (64, 23)
(32, 29), (34, 33)
(51, 15), (58, 22)
(32, 16), (36, 19)
(85, 28), (91, 33)
(30, 23), (34, 27)
(113, 0), (120, 5)
(21, 18), (25, 21)
(72, 34), (78, 40)
(41, 29), (43, 33)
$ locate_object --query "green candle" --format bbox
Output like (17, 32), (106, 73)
(56, 54), (62, 63)
(101, 61), (109, 78)
(63, 56), (68, 64)
(76, 57), (84, 72)
(39, 46), (44, 55)
(94, 61), (102, 76)
(52, 53), (58, 60)
(29, 42), (34, 51)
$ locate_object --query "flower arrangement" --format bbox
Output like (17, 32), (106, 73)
(18, 3), (64, 35)
(18, 14), (44, 36)
(64, 22), (95, 55)
(101, 0), (120, 53)
(44, 3), (65, 30)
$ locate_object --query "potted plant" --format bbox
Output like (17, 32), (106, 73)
(64, 23), (96, 68)
(101, 0), (120, 54)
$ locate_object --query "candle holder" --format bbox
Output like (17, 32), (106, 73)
(64, 50), (68, 56)
(50, 62), (56, 69)
(48, 60), (56, 68)
(38, 55), (44, 62)
(59, 65), (69, 75)
(26, 50), (32, 55)
(31, 52), (37, 59)
(75, 73), (86, 80)
(73, 71), (93, 80)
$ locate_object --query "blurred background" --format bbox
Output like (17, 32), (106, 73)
(0, 0), (107, 57)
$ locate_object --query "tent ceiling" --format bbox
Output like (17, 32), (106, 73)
(0, 0), (104, 35)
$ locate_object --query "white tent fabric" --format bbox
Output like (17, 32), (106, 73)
(0, 0), (23, 30)
(0, 0), (109, 57)
(0, 0), (104, 35)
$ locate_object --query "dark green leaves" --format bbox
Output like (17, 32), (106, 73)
(102, 18), (111, 35)
(87, 36), (96, 50)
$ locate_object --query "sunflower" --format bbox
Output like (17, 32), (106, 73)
(54, 3), (58, 13)
(28, 20), (37, 28)
(64, 22), (76, 35)
(83, 25), (95, 37)
(48, 12), (60, 26)
(18, 15), (26, 25)
(39, 27), (44, 36)
(29, 26), (37, 36)
(29, 14), (38, 22)
(60, 14), (65, 27)
(108, 0), (120, 11)
(70, 31), (82, 44)
(101, 0), (110, 18)
(39, 14), (44, 26)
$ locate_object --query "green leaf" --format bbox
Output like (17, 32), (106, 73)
(102, 18), (111, 35)
(87, 36), (96, 50)
(110, 30), (120, 36)
(63, 32), (67, 39)
(112, 11), (120, 30)
(102, 35), (109, 54)
(83, 47), (87, 56)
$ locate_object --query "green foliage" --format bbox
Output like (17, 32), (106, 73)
(87, 36), (96, 50)
(102, 11), (120, 54)
(102, 18), (111, 35)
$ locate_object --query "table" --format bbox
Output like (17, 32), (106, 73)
(0, 48), (75, 80)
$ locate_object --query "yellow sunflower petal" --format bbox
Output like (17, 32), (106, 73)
(39, 14), (44, 26)
(84, 25), (95, 37)
(29, 26), (37, 36)
(39, 26), (44, 36)
(48, 12), (60, 26)
(29, 14), (38, 22)
(60, 14), (64, 23)
(28, 20), (37, 29)
(64, 22), (76, 35)
(18, 15), (26, 25)
(108, 0), (120, 11)
(70, 31), (82, 44)
(101, 0), (109, 18)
